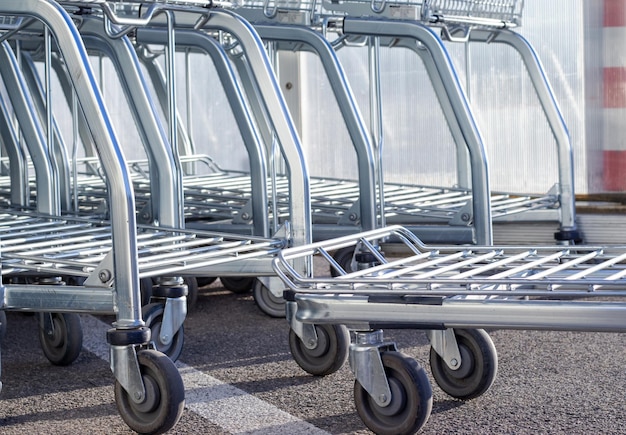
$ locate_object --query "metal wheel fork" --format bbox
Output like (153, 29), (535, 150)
(428, 328), (463, 370)
(152, 278), (187, 348)
(111, 345), (147, 405)
(286, 300), (318, 349)
(156, 297), (186, 348)
(349, 330), (397, 408)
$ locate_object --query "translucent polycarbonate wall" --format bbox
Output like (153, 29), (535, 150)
(28, 1), (608, 195)
(296, 0), (606, 194)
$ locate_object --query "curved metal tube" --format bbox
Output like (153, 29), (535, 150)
(0, 41), (59, 215)
(254, 24), (378, 233)
(343, 17), (493, 245)
(2, 0), (142, 327)
(19, 53), (71, 211)
(0, 94), (28, 206)
(136, 26), (271, 237)
(200, 10), (312, 252)
(468, 28), (577, 236)
(79, 16), (184, 228)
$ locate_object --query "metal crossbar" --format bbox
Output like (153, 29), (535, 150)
(316, 0), (523, 27)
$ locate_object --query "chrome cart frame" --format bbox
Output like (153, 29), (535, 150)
(0, 0), (291, 431)
(273, 225), (626, 433)
(0, 1), (185, 432)
(2, 1), (315, 316)
(233, 0), (578, 248)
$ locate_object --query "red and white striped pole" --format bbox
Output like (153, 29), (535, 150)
(603, 0), (626, 190)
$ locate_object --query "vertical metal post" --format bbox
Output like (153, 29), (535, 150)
(267, 42), (281, 235)
(184, 47), (196, 174)
(368, 36), (386, 229)
(44, 26), (58, 215)
(71, 89), (79, 213)
(165, 11), (185, 227)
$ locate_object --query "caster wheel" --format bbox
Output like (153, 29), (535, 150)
(289, 324), (350, 376)
(142, 303), (184, 362)
(429, 328), (498, 400)
(115, 349), (185, 435)
(354, 352), (432, 435)
(196, 276), (217, 287)
(0, 310), (6, 343)
(330, 247), (355, 277)
(183, 277), (198, 309)
(38, 312), (83, 366)
(220, 276), (254, 294)
(252, 280), (285, 318)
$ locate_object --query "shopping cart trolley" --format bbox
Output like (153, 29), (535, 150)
(0, 0), (290, 432)
(323, 0), (576, 240)
(232, 0), (578, 255)
(273, 225), (626, 434)
(0, 1), (186, 432)
(4, 1), (314, 317)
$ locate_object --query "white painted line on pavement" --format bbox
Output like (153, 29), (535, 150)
(80, 315), (330, 435)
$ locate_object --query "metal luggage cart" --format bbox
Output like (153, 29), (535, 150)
(272, 225), (626, 434)
(84, 0), (313, 251)
(232, 0), (578, 250)
(80, 1), (313, 316)
(323, 0), (577, 243)
(2, 1), (314, 317)
(232, 0), (489, 246)
(0, 1), (288, 432)
(0, 1), (186, 432)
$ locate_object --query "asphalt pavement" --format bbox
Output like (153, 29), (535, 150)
(0, 280), (625, 434)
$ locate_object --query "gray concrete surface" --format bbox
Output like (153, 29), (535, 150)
(0, 282), (625, 434)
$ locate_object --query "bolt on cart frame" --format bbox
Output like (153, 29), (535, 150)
(273, 224), (626, 434)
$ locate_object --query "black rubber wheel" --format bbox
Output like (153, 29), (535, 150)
(142, 303), (184, 362)
(289, 324), (350, 376)
(38, 312), (83, 366)
(183, 277), (198, 309)
(196, 276), (217, 287)
(252, 280), (285, 318)
(330, 247), (355, 277)
(220, 276), (255, 294)
(0, 310), (6, 343)
(429, 328), (498, 400)
(354, 351), (432, 435)
(115, 349), (185, 435)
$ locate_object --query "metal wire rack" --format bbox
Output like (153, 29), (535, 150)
(274, 225), (626, 302)
(0, 211), (286, 281)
